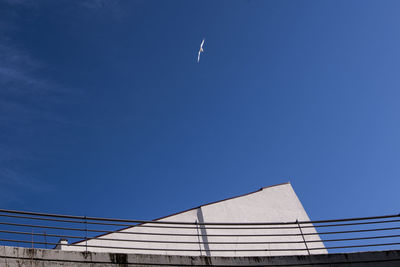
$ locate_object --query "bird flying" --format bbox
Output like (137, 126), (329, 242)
(197, 39), (205, 62)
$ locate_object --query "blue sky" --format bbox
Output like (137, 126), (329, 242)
(0, 0), (400, 221)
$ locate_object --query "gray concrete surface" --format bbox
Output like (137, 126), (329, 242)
(1, 246), (400, 266)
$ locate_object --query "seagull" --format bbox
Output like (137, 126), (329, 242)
(197, 39), (205, 62)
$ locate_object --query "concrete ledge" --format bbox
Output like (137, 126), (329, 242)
(1, 246), (400, 266)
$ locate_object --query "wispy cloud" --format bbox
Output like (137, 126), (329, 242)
(79, 0), (135, 20)
(0, 39), (64, 124)
(0, 144), (52, 205)
(0, 167), (50, 193)
(0, 0), (134, 204)
(1, 0), (30, 5)
(0, 43), (44, 93)
(0, 42), (55, 203)
(0, 3), (66, 203)
(0, 0), (35, 11)
(81, 0), (114, 9)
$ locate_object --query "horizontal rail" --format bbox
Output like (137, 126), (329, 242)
(0, 208), (399, 255)
(0, 209), (398, 226)
(1, 220), (399, 237)
(1, 213), (399, 230)
(1, 229), (400, 245)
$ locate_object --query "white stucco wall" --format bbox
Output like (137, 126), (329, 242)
(60, 183), (327, 256)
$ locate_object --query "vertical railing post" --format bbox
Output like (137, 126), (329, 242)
(297, 219), (310, 255)
(84, 215), (88, 252)
(44, 231), (47, 249)
(31, 228), (34, 249)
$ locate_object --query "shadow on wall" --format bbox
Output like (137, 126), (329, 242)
(196, 207), (210, 257)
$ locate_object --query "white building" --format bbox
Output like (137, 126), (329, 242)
(59, 182), (327, 256)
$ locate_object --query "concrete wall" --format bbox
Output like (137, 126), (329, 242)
(1, 246), (400, 266)
(61, 183), (326, 257)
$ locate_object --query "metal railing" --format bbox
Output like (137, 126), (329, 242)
(0, 208), (399, 256)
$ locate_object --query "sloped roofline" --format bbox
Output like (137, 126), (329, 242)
(153, 182), (291, 221)
(70, 182), (290, 246)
